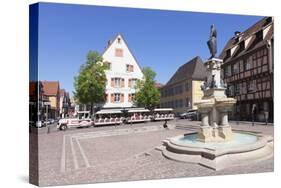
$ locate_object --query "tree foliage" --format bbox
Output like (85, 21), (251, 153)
(134, 67), (160, 109)
(73, 51), (107, 113)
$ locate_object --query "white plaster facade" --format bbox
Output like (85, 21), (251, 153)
(101, 34), (144, 108)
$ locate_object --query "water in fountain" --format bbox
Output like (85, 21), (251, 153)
(172, 132), (258, 149)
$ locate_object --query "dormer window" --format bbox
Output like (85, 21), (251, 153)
(256, 30), (263, 41)
(225, 49), (231, 59)
(239, 41), (245, 51)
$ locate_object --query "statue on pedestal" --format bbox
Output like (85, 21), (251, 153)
(207, 24), (217, 59)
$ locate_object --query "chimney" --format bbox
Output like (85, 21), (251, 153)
(264, 17), (272, 26)
(234, 31), (241, 37)
(234, 31), (242, 44)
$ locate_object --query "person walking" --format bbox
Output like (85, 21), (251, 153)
(163, 120), (168, 129)
(251, 104), (257, 126)
(264, 111), (269, 125)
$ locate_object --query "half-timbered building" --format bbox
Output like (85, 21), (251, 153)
(220, 17), (273, 122)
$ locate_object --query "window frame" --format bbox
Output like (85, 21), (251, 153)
(114, 93), (121, 102)
(113, 78), (121, 88)
(115, 48), (123, 57)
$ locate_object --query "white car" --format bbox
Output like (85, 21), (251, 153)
(57, 111), (93, 131)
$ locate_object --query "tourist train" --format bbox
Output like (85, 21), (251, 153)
(57, 108), (174, 130)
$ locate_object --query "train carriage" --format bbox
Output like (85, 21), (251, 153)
(151, 108), (175, 121)
(94, 109), (124, 126)
(126, 108), (151, 123)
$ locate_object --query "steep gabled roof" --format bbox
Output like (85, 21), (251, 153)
(165, 56), (207, 86)
(219, 17), (273, 63)
(101, 33), (143, 73)
(42, 81), (60, 96)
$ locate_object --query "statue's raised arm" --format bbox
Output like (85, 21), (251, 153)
(207, 24), (217, 59)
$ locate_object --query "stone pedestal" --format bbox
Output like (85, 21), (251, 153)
(194, 58), (237, 143)
(218, 110), (233, 141)
(205, 58), (223, 88)
(213, 127), (219, 139)
(195, 102), (214, 142)
(198, 126), (213, 142)
(218, 126), (233, 141)
(201, 112), (210, 127)
(220, 111), (229, 126)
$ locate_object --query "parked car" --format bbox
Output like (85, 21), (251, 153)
(42, 119), (54, 126)
(179, 109), (198, 120)
(179, 112), (188, 119)
(48, 119), (55, 124)
(187, 109), (198, 120)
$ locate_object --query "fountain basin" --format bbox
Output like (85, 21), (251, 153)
(161, 131), (273, 171)
(194, 99), (214, 109)
(215, 98), (237, 111)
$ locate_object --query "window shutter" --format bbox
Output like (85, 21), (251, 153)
(111, 94), (114, 103)
(121, 78), (125, 87)
(128, 94), (131, 102)
(131, 65), (134, 72)
(111, 78), (114, 87)
(121, 93), (124, 102)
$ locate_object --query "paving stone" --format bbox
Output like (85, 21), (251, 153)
(35, 119), (274, 186)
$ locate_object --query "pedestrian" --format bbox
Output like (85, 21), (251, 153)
(264, 111), (269, 126)
(251, 104), (257, 126)
(163, 120), (168, 129)
(47, 124), (51, 134)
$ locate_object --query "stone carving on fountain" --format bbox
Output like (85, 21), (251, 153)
(195, 56), (236, 142)
(195, 24), (237, 142)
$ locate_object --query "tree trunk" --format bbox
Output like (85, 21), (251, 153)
(90, 102), (94, 116)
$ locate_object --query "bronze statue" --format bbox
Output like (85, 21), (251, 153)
(207, 24), (217, 59)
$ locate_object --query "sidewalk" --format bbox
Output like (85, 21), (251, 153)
(229, 120), (273, 126)
(29, 124), (57, 134)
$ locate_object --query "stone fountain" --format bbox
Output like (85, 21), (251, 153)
(160, 25), (273, 170)
(196, 57), (236, 143)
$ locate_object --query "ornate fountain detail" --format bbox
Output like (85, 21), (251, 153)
(195, 56), (236, 142)
(194, 25), (236, 142)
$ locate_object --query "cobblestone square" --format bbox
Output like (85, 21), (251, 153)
(33, 119), (273, 186)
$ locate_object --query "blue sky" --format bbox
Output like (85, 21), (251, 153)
(37, 3), (263, 96)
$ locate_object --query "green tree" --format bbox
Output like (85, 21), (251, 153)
(73, 51), (107, 114)
(134, 67), (160, 110)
